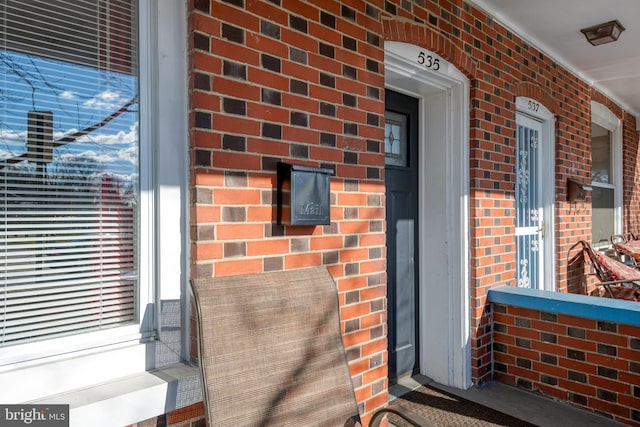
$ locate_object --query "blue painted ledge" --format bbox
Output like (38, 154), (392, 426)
(487, 285), (640, 327)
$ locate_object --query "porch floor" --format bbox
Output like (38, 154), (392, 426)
(389, 375), (626, 426)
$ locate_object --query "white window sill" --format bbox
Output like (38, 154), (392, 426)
(34, 363), (201, 427)
(1, 339), (202, 427)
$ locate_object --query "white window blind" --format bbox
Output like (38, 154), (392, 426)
(0, 0), (139, 347)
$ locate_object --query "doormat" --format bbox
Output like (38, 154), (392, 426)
(389, 384), (538, 427)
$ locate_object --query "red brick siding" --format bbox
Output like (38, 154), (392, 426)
(131, 402), (206, 427)
(189, 1), (388, 423)
(493, 303), (640, 426)
(187, 0), (640, 421)
(623, 114), (640, 234)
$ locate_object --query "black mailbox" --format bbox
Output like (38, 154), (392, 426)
(567, 178), (592, 202)
(277, 162), (332, 225)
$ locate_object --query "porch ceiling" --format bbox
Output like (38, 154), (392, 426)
(469, 0), (640, 128)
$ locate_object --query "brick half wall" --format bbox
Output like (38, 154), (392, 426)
(488, 286), (640, 426)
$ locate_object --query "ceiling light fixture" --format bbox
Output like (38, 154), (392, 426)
(581, 20), (625, 46)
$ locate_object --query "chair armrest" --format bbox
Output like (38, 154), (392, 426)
(369, 405), (433, 427)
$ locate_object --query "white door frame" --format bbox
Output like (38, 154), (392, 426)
(516, 98), (556, 291)
(384, 41), (471, 389)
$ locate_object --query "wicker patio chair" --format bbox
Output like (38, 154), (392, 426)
(569, 240), (640, 301)
(191, 266), (430, 426)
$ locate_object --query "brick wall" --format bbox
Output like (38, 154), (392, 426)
(493, 303), (640, 426)
(622, 115), (640, 234)
(189, 0), (389, 422)
(131, 402), (205, 427)
(187, 0), (640, 421)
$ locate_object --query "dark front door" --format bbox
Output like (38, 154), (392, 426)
(385, 89), (419, 384)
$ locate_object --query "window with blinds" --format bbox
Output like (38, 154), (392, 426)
(0, 0), (139, 347)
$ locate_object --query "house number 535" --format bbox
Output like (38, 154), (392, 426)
(417, 51), (440, 71)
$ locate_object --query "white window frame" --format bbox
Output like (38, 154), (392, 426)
(0, 0), (190, 421)
(591, 101), (622, 249)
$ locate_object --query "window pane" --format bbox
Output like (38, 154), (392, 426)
(384, 111), (407, 167)
(0, 0), (139, 346)
(591, 124), (611, 184)
(592, 186), (614, 245)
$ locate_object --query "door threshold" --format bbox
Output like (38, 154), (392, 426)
(388, 374), (432, 401)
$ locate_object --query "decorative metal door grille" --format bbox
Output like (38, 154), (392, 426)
(515, 122), (541, 288)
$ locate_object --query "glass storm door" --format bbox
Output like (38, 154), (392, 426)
(515, 114), (544, 289)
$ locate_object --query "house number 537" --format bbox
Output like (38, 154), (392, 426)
(417, 51), (440, 70)
(527, 101), (540, 112)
